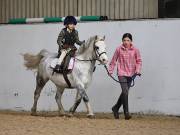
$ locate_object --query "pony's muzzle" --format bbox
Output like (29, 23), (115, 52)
(100, 56), (108, 65)
(102, 58), (108, 64)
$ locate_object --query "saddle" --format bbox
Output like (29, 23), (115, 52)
(50, 49), (76, 88)
(52, 49), (75, 74)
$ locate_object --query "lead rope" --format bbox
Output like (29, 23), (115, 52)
(103, 65), (141, 87)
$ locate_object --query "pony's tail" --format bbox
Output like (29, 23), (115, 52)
(22, 49), (47, 70)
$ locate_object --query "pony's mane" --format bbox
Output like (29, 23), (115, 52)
(76, 35), (96, 55)
(76, 35), (105, 55)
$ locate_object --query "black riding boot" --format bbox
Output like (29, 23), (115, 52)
(53, 64), (62, 73)
(123, 94), (132, 120)
(112, 93), (123, 119)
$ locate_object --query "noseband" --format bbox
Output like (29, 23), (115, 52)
(94, 41), (107, 59)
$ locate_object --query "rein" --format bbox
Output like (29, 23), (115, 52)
(75, 42), (106, 62)
(75, 57), (97, 62)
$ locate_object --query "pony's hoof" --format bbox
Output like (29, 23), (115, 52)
(31, 108), (37, 116)
(58, 113), (73, 118)
(58, 113), (66, 117)
(31, 112), (37, 116)
(69, 111), (74, 116)
(87, 114), (95, 119)
(66, 113), (73, 117)
(69, 108), (75, 114)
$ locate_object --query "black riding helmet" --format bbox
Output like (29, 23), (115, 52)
(64, 16), (77, 25)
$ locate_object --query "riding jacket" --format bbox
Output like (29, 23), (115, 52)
(57, 28), (84, 52)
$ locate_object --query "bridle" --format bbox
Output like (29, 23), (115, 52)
(94, 42), (107, 61)
(75, 39), (107, 63)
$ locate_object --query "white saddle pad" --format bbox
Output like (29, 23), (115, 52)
(50, 58), (75, 70)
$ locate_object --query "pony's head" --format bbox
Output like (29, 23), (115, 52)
(94, 35), (108, 65)
(77, 35), (108, 64)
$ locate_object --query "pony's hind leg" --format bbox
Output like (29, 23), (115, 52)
(55, 86), (66, 116)
(69, 91), (82, 114)
(31, 74), (48, 116)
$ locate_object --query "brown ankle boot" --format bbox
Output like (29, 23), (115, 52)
(125, 113), (132, 120)
(123, 94), (132, 120)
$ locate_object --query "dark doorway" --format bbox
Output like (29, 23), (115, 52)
(159, 0), (180, 18)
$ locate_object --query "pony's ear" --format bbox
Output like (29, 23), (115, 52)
(103, 35), (105, 40)
(94, 35), (99, 42)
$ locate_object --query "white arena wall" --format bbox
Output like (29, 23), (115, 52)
(0, 19), (180, 115)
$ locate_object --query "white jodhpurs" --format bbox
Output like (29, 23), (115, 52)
(57, 49), (71, 65)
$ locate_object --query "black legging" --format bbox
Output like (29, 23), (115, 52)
(113, 76), (132, 115)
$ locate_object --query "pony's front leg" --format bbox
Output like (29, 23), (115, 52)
(77, 85), (94, 117)
(84, 101), (94, 118)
